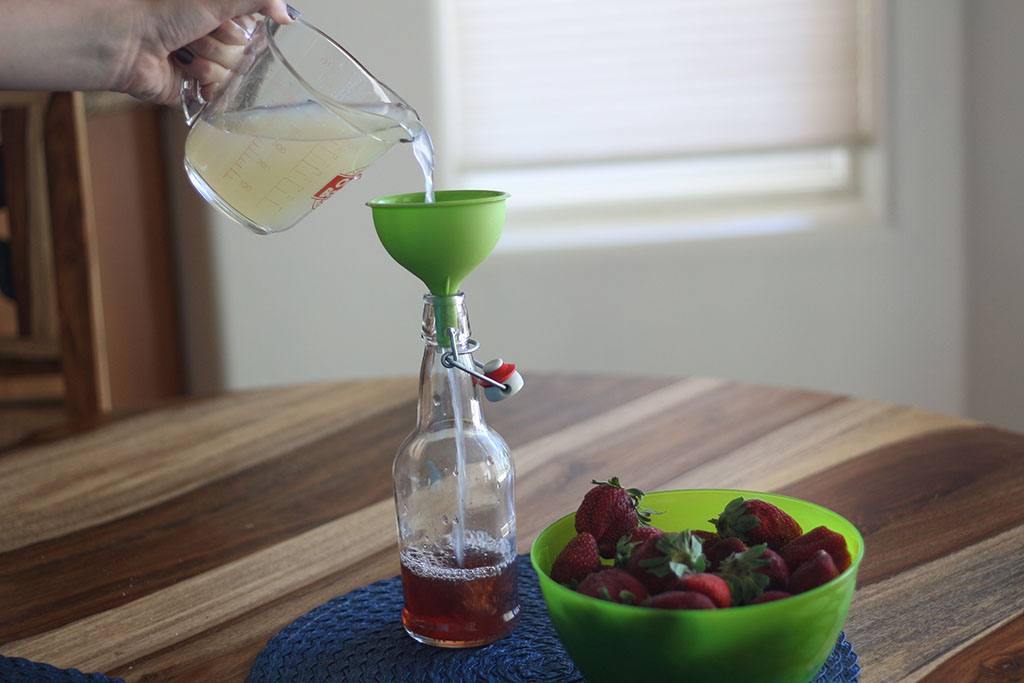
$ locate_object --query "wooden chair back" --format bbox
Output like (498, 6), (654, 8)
(0, 91), (110, 418)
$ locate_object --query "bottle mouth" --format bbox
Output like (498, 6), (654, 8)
(422, 292), (470, 349)
(424, 292), (465, 304)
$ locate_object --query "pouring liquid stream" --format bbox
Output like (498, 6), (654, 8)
(407, 118), (435, 204)
(447, 366), (469, 567)
(339, 100), (435, 203)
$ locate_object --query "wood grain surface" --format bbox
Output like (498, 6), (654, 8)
(1, 374), (1022, 682)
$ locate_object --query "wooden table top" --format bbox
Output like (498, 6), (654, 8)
(1, 374), (1023, 682)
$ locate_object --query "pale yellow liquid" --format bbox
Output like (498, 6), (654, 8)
(185, 104), (406, 232)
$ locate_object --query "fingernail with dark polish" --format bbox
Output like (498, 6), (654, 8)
(174, 48), (194, 65)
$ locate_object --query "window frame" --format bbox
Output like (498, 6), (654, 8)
(433, 0), (888, 252)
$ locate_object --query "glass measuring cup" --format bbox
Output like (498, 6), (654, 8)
(181, 7), (428, 235)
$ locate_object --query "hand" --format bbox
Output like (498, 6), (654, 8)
(172, 15), (260, 102)
(0, 0), (292, 105)
(121, 0), (293, 106)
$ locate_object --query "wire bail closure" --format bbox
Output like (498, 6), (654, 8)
(441, 328), (504, 389)
(440, 327), (524, 401)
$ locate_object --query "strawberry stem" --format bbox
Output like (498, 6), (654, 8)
(639, 530), (707, 578)
(716, 543), (771, 605)
(709, 496), (761, 542)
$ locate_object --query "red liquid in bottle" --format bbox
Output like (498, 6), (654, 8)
(400, 540), (520, 647)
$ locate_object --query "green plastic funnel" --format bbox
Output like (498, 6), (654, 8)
(367, 190), (508, 297)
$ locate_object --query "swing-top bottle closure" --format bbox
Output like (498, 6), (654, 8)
(422, 293), (524, 402)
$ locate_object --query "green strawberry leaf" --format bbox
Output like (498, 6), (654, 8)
(637, 504), (661, 525)
(591, 477), (660, 522)
(639, 555), (672, 577)
(715, 542), (771, 605)
(644, 530), (708, 577)
(722, 571), (770, 605)
(668, 560), (698, 577)
(710, 496), (762, 542)
(614, 534), (642, 568)
(733, 543), (771, 569)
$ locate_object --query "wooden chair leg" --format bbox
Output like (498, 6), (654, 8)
(43, 93), (111, 417)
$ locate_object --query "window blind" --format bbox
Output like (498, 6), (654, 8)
(449, 0), (870, 172)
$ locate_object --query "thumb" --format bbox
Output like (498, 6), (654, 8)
(239, 0), (293, 25)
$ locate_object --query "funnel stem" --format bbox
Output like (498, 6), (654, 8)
(432, 297), (460, 349)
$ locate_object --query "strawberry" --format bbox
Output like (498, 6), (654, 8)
(550, 532), (602, 586)
(625, 530), (707, 593)
(787, 549), (839, 594)
(574, 477), (654, 559)
(780, 525), (851, 574)
(714, 543), (771, 605)
(577, 568), (649, 605)
(702, 536), (748, 572)
(754, 548), (790, 591)
(626, 524), (664, 545)
(710, 497), (803, 551)
(692, 529), (718, 544)
(649, 590), (717, 610)
(750, 590), (792, 604)
(664, 572), (732, 608)
(613, 526), (664, 568)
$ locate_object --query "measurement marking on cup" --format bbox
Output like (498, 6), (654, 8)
(310, 143), (340, 162)
(194, 129), (355, 222)
(256, 196), (283, 214)
(262, 143), (343, 207)
(223, 138), (265, 189)
(260, 162), (314, 213)
(292, 144), (337, 179)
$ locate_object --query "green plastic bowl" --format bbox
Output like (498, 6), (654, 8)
(530, 489), (864, 683)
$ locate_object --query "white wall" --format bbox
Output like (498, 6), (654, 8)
(964, 1), (1024, 432)
(167, 0), (978, 423)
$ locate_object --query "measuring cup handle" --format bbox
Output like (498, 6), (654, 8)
(180, 76), (207, 127)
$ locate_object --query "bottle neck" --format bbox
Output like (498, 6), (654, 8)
(421, 293), (469, 350)
(417, 293), (485, 430)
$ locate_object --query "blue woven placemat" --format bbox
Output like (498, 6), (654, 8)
(0, 657), (124, 683)
(247, 554), (860, 682)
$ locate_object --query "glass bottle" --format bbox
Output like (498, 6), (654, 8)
(393, 293), (520, 647)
